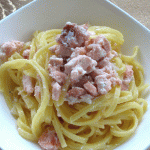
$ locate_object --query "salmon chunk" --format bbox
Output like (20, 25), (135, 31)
(85, 35), (111, 61)
(57, 22), (90, 48)
(70, 47), (86, 59)
(47, 22), (124, 104)
(50, 70), (67, 85)
(23, 49), (30, 59)
(38, 130), (61, 150)
(70, 66), (87, 83)
(98, 57), (110, 68)
(0, 40), (24, 59)
(48, 65), (67, 84)
(123, 65), (133, 79)
(84, 81), (98, 96)
(49, 45), (59, 53)
(86, 44), (106, 61)
(22, 75), (34, 95)
(67, 87), (86, 98)
(34, 85), (41, 99)
(49, 55), (63, 70)
(53, 22), (90, 57)
(52, 82), (61, 101)
(95, 74), (112, 95)
(121, 65), (134, 90)
(65, 55), (97, 82)
(94, 35), (111, 53)
(72, 75), (93, 87)
(52, 45), (72, 57)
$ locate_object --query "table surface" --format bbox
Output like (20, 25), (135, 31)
(0, 0), (149, 150)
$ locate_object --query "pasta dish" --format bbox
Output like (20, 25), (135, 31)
(0, 22), (148, 150)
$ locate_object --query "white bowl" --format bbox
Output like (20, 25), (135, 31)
(0, 0), (149, 150)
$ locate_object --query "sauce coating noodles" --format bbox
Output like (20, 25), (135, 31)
(0, 23), (148, 150)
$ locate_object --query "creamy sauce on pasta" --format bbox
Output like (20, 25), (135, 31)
(0, 22), (148, 150)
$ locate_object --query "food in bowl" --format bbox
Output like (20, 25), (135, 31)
(0, 22), (148, 150)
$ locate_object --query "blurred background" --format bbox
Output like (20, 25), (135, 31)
(0, 0), (149, 29)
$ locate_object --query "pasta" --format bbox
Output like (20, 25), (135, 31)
(0, 22), (148, 150)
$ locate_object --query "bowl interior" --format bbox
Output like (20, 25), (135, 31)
(0, 0), (149, 150)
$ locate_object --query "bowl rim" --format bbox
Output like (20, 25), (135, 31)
(0, 0), (149, 34)
(0, 0), (149, 150)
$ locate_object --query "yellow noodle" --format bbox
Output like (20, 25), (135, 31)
(52, 108), (67, 148)
(0, 25), (148, 150)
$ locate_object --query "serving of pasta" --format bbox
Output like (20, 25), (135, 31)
(0, 22), (148, 150)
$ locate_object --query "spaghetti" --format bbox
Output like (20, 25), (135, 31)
(0, 22), (148, 150)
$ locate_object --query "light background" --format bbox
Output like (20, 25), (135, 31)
(109, 0), (150, 29)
